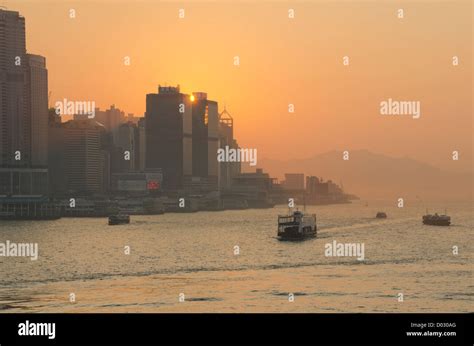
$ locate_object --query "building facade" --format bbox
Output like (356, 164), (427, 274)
(283, 173), (305, 190)
(217, 107), (241, 190)
(49, 119), (106, 196)
(0, 10), (49, 199)
(145, 85), (192, 190)
(26, 54), (48, 167)
(0, 9), (28, 167)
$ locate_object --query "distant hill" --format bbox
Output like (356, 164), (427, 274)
(259, 150), (473, 201)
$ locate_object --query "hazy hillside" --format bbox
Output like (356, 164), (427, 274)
(259, 150), (473, 201)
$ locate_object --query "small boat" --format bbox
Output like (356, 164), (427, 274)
(108, 214), (130, 225)
(376, 212), (387, 219)
(277, 210), (317, 240)
(422, 213), (450, 226)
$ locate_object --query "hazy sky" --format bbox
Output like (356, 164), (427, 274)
(5, 0), (473, 171)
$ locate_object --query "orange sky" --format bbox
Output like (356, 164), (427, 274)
(4, 0), (473, 172)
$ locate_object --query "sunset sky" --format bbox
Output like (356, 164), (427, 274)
(4, 0), (473, 172)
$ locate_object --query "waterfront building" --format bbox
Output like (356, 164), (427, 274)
(145, 85), (192, 191)
(138, 117), (146, 171)
(0, 10), (49, 197)
(229, 168), (276, 208)
(0, 9), (28, 167)
(117, 121), (139, 172)
(48, 119), (108, 196)
(282, 173), (305, 190)
(26, 54), (48, 167)
(218, 107), (241, 190)
(111, 169), (163, 196)
(188, 92), (219, 192)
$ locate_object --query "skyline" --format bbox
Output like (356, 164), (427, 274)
(3, 0), (472, 173)
(0, 2), (472, 340)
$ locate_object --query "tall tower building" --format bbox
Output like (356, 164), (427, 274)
(0, 10), (49, 197)
(218, 107), (241, 190)
(191, 92), (218, 191)
(26, 54), (48, 167)
(0, 9), (28, 166)
(145, 85), (192, 190)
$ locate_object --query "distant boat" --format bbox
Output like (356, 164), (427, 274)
(422, 213), (450, 226)
(277, 210), (317, 241)
(376, 212), (387, 219)
(108, 214), (130, 225)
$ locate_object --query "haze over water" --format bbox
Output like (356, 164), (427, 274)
(0, 200), (472, 312)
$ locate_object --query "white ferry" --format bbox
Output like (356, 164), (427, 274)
(277, 210), (317, 240)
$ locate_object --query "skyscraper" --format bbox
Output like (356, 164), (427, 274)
(218, 107), (241, 190)
(26, 54), (48, 167)
(0, 9), (28, 166)
(191, 92), (219, 191)
(145, 85), (192, 190)
(0, 10), (49, 197)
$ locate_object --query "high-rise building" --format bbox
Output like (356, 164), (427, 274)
(138, 117), (146, 171)
(117, 121), (139, 172)
(0, 10), (49, 199)
(48, 117), (111, 196)
(218, 107), (241, 190)
(62, 119), (107, 195)
(190, 92), (219, 191)
(0, 9), (28, 167)
(145, 85), (192, 190)
(47, 116), (66, 195)
(26, 54), (48, 167)
(94, 104), (125, 144)
(125, 113), (139, 125)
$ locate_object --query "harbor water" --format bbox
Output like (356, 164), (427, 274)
(0, 200), (472, 312)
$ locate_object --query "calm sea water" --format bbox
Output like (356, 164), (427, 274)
(0, 200), (472, 312)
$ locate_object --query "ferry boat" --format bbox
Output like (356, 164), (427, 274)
(108, 214), (130, 225)
(422, 213), (450, 226)
(376, 212), (387, 219)
(277, 210), (317, 240)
